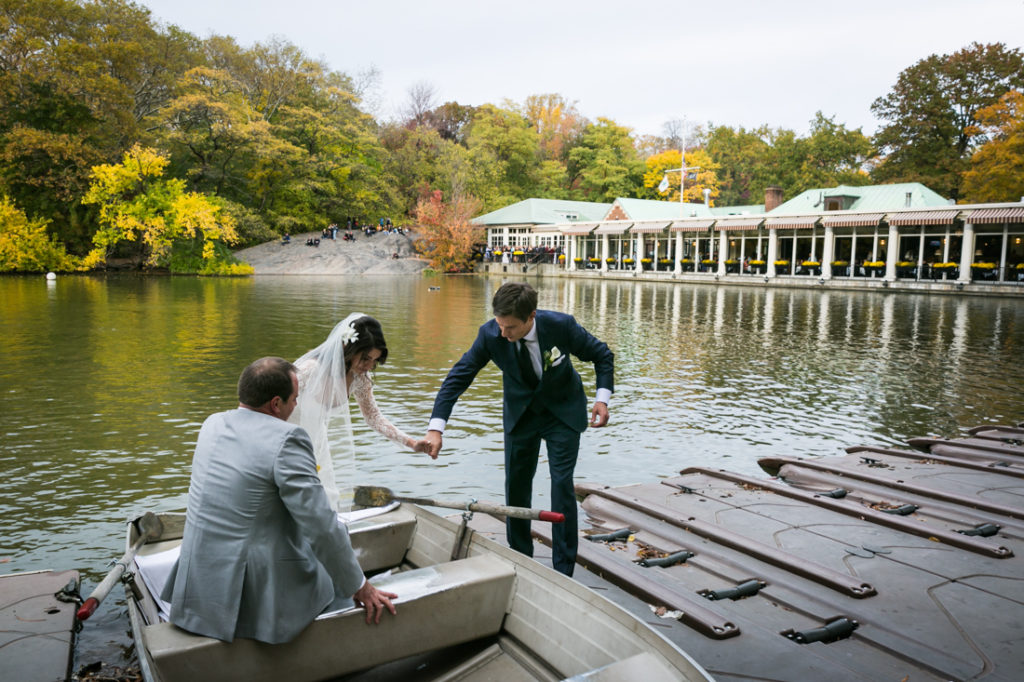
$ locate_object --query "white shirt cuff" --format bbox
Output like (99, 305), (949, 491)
(428, 418), (447, 434)
(596, 388), (612, 405)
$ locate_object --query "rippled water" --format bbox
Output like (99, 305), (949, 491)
(2, 274), (1022, 668)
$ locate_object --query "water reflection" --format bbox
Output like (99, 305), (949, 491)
(1, 274), (1022, 664)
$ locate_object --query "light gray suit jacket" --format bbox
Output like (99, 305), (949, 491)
(161, 408), (365, 643)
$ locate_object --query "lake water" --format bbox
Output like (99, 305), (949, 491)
(2, 273), (1022, 669)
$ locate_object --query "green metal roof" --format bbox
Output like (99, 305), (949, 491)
(611, 198), (714, 220)
(710, 204), (764, 216)
(770, 183), (949, 214)
(472, 198), (611, 226)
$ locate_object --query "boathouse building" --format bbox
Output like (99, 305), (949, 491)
(475, 184), (1024, 294)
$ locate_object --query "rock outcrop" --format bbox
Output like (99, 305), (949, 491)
(234, 231), (429, 275)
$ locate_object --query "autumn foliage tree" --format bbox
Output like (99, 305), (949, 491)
(962, 90), (1024, 203)
(414, 190), (482, 272)
(871, 42), (1024, 199)
(81, 145), (249, 274)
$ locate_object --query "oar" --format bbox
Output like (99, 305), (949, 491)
(354, 485), (564, 522)
(77, 512), (164, 622)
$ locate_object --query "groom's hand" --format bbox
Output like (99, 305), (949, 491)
(424, 430), (443, 459)
(590, 402), (609, 427)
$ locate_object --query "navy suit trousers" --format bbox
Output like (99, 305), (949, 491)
(504, 407), (580, 576)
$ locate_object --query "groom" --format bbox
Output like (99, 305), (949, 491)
(424, 282), (614, 575)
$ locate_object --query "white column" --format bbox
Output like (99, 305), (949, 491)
(767, 228), (779, 277)
(601, 234), (609, 272)
(999, 223), (1008, 282)
(822, 225), (835, 280)
(917, 226), (926, 280)
(957, 222), (975, 283)
(884, 222), (899, 282)
(673, 232), (683, 274)
(717, 230), (727, 276)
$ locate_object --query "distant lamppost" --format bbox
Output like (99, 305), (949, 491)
(661, 151), (700, 268)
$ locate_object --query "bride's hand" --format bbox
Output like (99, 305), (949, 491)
(411, 439), (434, 457)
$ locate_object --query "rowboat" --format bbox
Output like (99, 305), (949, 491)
(123, 503), (711, 681)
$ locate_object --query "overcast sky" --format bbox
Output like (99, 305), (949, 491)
(138, 0), (1024, 139)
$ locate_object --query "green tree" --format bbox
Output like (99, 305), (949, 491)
(464, 104), (540, 210)
(962, 90), (1024, 203)
(797, 112), (873, 189)
(871, 42), (1024, 199)
(700, 124), (775, 206)
(567, 117), (644, 202)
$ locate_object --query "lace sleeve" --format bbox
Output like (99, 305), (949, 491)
(350, 373), (415, 449)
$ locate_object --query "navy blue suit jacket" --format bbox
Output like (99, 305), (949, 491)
(431, 310), (614, 434)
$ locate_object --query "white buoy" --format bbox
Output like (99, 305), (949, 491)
(46, 272), (56, 280)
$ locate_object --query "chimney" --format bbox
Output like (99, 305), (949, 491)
(703, 188), (711, 206)
(765, 186), (784, 212)
(905, 192), (913, 207)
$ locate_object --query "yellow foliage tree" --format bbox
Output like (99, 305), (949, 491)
(642, 149), (720, 204)
(0, 197), (77, 272)
(962, 90), (1024, 203)
(414, 190), (483, 272)
(80, 145), (247, 273)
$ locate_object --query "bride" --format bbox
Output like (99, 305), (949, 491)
(290, 313), (431, 510)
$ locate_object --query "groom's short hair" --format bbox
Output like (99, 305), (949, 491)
(238, 357), (296, 407)
(492, 282), (537, 321)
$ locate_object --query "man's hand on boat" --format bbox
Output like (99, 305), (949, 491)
(353, 581), (398, 624)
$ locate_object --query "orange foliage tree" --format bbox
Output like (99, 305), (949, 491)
(414, 190), (483, 272)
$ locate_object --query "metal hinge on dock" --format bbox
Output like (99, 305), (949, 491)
(698, 578), (766, 601)
(782, 616), (859, 644)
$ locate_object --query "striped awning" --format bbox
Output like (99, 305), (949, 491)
(765, 216), (819, 230)
(670, 219), (716, 232)
(967, 207), (1024, 224)
(531, 223), (563, 234)
(822, 213), (885, 228)
(886, 210), (960, 226)
(559, 222), (599, 235)
(593, 221), (633, 235)
(629, 221), (671, 234)
(713, 217), (763, 231)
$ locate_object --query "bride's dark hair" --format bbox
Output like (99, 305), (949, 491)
(344, 315), (388, 371)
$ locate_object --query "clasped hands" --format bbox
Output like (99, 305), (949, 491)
(415, 402), (609, 460)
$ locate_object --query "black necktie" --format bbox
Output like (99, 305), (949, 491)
(517, 340), (538, 388)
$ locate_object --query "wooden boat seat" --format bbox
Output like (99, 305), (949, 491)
(142, 553), (515, 682)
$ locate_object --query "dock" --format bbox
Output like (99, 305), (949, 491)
(0, 569), (80, 682)
(468, 423), (1024, 680)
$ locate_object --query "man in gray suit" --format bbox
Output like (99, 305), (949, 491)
(162, 356), (396, 643)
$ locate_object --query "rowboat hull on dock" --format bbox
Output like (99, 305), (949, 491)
(124, 505), (710, 682)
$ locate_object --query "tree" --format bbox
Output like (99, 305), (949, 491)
(797, 112), (873, 189)
(515, 93), (586, 162)
(413, 189), (482, 272)
(962, 90), (1024, 203)
(699, 124), (775, 206)
(871, 42), (1024, 199)
(404, 81), (438, 128)
(567, 118), (644, 202)
(424, 101), (476, 144)
(0, 195), (76, 272)
(80, 144), (247, 273)
(464, 104), (540, 210)
(639, 149), (720, 204)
